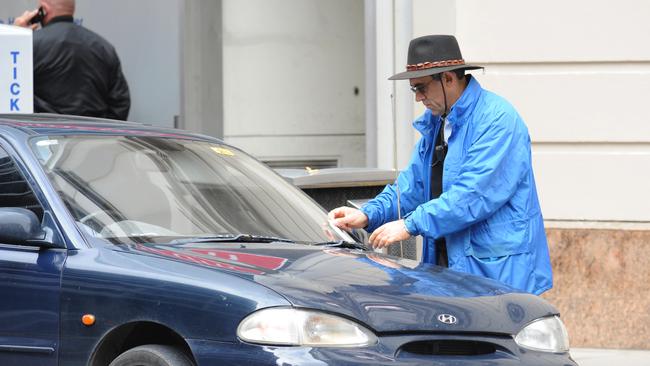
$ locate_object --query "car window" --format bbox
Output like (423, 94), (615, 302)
(30, 135), (350, 245)
(0, 147), (43, 221)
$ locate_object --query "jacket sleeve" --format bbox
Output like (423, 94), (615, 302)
(105, 60), (131, 121)
(361, 136), (428, 232)
(404, 109), (530, 238)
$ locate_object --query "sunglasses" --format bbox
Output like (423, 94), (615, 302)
(409, 76), (440, 94)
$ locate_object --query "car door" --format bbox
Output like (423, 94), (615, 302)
(0, 143), (66, 366)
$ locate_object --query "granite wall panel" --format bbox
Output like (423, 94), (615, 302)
(542, 228), (650, 349)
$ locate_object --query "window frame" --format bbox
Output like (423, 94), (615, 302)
(0, 133), (69, 249)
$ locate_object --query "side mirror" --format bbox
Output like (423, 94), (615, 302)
(0, 208), (46, 244)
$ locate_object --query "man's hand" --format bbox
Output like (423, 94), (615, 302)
(368, 220), (411, 249)
(328, 206), (368, 231)
(14, 9), (40, 30)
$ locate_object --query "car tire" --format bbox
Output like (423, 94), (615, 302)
(109, 344), (194, 366)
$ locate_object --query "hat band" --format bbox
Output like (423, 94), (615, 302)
(406, 59), (465, 71)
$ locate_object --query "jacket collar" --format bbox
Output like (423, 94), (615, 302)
(446, 75), (481, 126)
(412, 75), (482, 137)
(412, 109), (435, 138)
(44, 15), (74, 27)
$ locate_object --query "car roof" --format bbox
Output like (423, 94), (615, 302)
(0, 113), (217, 142)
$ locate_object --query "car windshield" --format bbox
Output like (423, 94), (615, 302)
(30, 135), (353, 245)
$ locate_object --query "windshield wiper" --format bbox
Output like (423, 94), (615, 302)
(310, 240), (370, 251)
(169, 234), (295, 245)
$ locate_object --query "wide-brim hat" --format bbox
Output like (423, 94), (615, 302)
(389, 35), (483, 80)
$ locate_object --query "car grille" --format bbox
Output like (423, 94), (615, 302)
(399, 340), (498, 356)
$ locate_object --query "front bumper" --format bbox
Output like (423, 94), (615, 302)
(188, 333), (578, 366)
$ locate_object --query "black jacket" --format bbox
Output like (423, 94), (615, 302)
(33, 16), (130, 120)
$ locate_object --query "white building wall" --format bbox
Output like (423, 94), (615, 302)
(409, 0), (650, 222)
(364, 0), (415, 171)
(222, 0), (366, 167)
(181, 0), (223, 138)
(77, 0), (183, 127)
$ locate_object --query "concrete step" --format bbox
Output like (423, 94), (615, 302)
(571, 348), (650, 366)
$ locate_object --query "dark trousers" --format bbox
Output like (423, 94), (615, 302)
(436, 238), (448, 267)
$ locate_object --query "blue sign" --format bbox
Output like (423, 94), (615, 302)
(9, 50), (20, 111)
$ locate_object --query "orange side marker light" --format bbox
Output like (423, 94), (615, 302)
(82, 314), (96, 326)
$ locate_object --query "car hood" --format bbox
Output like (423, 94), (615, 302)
(119, 242), (557, 334)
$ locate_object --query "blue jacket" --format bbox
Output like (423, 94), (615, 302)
(361, 77), (553, 295)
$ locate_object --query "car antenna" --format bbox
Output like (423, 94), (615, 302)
(390, 92), (404, 258)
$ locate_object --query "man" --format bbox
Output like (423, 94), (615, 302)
(15, 0), (130, 120)
(329, 35), (552, 295)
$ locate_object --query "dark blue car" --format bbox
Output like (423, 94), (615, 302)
(0, 114), (576, 366)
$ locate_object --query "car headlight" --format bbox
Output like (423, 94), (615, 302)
(514, 315), (570, 353)
(237, 307), (377, 347)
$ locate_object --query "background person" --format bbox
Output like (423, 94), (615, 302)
(329, 35), (552, 295)
(14, 0), (130, 120)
